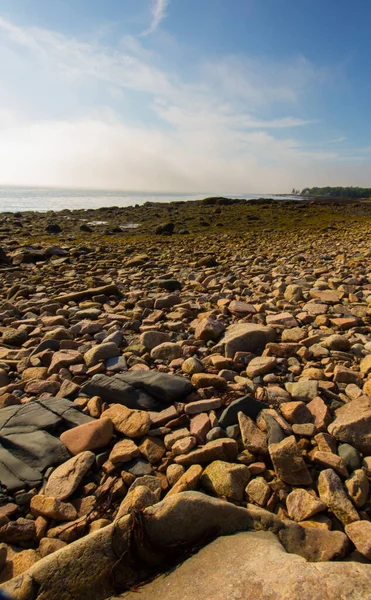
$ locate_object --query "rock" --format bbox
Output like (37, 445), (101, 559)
(129, 475), (162, 500)
(360, 354), (371, 376)
(201, 460), (250, 501)
(306, 396), (331, 431)
(2, 328), (28, 347)
(3, 516), (133, 600)
(269, 436), (312, 485)
(166, 464), (185, 487)
(238, 412), (268, 454)
(184, 398), (223, 415)
(174, 438), (238, 466)
(143, 491), (281, 548)
(286, 488), (326, 522)
(333, 365), (363, 387)
(321, 334), (351, 351)
(219, 396), (266, 427)
(0, 518), (35, 544)
(39, 537), (67, 557)
(284, 284), (303, 302)
(312, 451), (348, 477)
(93, 530), (371, 600)
(151, 342), (182, 362)
(189, 413), (210, 443)
(139, 437), (166, 464)
(109, 439), (140, 464)
(44, 451), (95, 500)
(48, 350), (83, 375)
(166, 465), (203, 496)
(81, 370), (192, 410)
(345, 521), (371, 559)
(140, 331), (171, 350)
(285, 380), (318, 402)
(266, 312), (298, 328)
(46, 223), (62, 233)
(345, 469), (369, 508)
(279, 523), (349, 561)
(328, 396), (371, 454)
(194, 318), (224, 342)
(116, 486), (157, 520)
(103, 404), (150, 438)
(317, 468), (359, 525)
(246, 356), (277, 378)
(0, 546), (39, 583)
(338, 443), (361, 472)
(215, 323), (276, 359)
(280, 401), (312, 425)
(30, 496), (77, 521)
(190, 373), (227, 390)
(245, 477), (271, 506)
(181, 356), (204, 375)
(60, 417), (113, 455)
(156, 279), (182, 291)
(84, 343), (119, 368)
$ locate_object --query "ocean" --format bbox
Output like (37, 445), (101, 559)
(0, 187), (299, 213)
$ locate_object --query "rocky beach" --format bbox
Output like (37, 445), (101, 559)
(0, 196), (371, 598)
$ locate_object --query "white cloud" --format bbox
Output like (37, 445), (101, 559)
(0, 13), (366, 193)
(140, 0), (169, 36)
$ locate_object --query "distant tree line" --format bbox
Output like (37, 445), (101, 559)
(301, 186), (371, 198)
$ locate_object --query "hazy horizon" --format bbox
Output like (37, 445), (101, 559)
(1, 1), (371, 193)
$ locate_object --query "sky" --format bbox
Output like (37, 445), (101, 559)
(0, 0), (371, 194)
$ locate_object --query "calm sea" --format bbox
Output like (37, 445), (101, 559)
(0, 187), (298, 213)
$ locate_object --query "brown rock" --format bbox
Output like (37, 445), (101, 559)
(201, 461), (250, 502)
(194, 318), (224, 342)
(103, 404), (150, 438)
(39, 538), (67, 558)
(174, 438), (238, 466)
(245, 477), (271, 507)
(44, 451), (95, 500)
(345, 521), (371, 559)
(345, 469), (369, 508)
(60, 417), (113, 455)
(190, 373), (227, 390)
(328, 396), (371, 454)
(286, 488), (326, 522)
(238, 412), (268, 454)
(139, 437), (166, 464)
(311, 451), (348, 477)
(306, 396), (331, 432)
(269, 436), (312, 485)
(317, 468), (359, 526)
(30, 496), (77, 521)
(166, 465), (203, 497)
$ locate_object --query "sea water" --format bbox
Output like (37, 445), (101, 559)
(0, 187), (299, 213)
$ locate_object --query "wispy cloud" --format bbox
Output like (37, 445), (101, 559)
(0, 14), (365, 193)
(140, 0), (169, 36)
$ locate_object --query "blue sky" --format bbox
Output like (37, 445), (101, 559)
(0, 0), (370, 193)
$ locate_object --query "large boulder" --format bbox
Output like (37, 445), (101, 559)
(123, 530), (371, 600)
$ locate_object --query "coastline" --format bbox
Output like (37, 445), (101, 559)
(0, 195), (371, 595)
